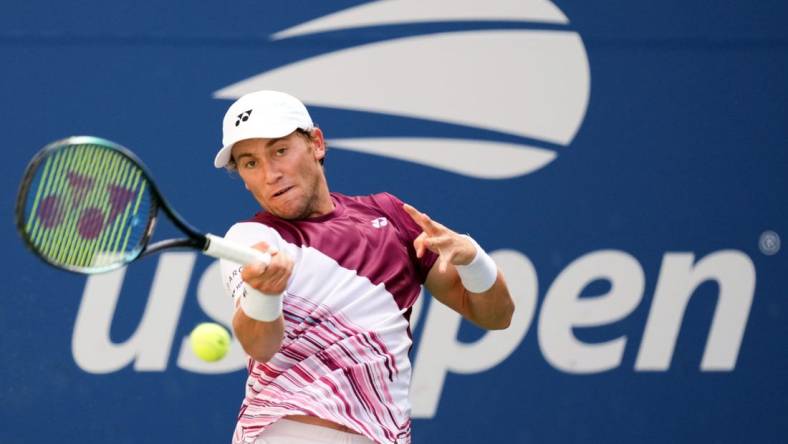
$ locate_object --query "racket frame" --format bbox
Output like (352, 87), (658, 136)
(16, 136), (208, 274)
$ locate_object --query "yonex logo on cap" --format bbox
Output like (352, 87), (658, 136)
(235, 110), (253, 126)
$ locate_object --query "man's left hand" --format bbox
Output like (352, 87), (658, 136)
(403, 203), (476, 273)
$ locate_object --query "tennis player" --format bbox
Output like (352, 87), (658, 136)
(215, 90), (514, 444)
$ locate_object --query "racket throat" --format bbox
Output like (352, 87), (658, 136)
(142, 237), (206, 258)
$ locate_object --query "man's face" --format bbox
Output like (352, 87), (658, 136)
(231, 129), (327, 220)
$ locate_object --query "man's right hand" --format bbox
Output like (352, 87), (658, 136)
(240, 241), (294, 295)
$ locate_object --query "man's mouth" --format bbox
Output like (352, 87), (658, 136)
(272, 186), (293, 198)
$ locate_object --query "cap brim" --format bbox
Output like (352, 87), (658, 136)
(213, 144), (234, 168)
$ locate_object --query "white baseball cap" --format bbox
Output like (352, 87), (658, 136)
(214, 90), (314, 168)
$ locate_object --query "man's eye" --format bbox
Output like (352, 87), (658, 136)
(243, 160), (257, 169)
(276, 147), (287, 156)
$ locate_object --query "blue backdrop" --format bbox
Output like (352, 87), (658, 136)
(2, 1), (786, 443)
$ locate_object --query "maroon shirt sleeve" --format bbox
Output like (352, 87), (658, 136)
(371, 192), (439, 283)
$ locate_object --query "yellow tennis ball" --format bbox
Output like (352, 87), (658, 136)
(190, 322), (231, 362)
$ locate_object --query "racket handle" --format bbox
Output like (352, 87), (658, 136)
(203, 233), (272, 265)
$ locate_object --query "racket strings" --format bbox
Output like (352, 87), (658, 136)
(22, 143), (152, 271)
(63, 148), (125, 267)
(46, 146), (110, 266)
(30, 146), (81, 255)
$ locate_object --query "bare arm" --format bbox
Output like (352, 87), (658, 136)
(233, 309), (285, 363)
(232, 241), (292, 362)
(425, 265), (513, 330)
(403, 204), (514, 330)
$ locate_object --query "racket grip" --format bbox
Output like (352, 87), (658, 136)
(203, 233), (272, 265)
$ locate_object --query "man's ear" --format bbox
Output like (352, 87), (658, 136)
(310, 127), (326, 161)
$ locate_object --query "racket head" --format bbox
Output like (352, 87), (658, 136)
(16, 136), (159, 274)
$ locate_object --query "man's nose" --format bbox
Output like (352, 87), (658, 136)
(263, 163), (282, 185)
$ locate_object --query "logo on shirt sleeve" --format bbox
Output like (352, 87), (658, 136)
(371, 217), (388, 228)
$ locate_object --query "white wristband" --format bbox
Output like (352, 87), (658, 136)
(456, 235), (497, 293)
(240, 284), (283, 322)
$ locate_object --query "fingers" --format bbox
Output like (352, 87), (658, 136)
(424, 235), (452, 250)
(402, 203), (421, 221)
(403, 202), (474, 273)
(252, 241), (271, 253)
(244, 254), (292, 293)
(413, 232), (427, 258)
(402, 203), (426, 231)
(415, 232), (455, 259)
(421, 234), (470, 273)
(241, 243), (293, 294)
(258, 255), (292, 292)
(402, 203), (442, 236)
(415, 232), (458, 273)
(241, 262), (265, 281)
(241, 242), (276, 279)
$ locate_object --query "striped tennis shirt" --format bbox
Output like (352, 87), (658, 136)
(220, 192), (437, 444)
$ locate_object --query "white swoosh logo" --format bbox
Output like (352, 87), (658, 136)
(329, 138), (556, 179)
(271, 0), (569, 40)
(215, 31), (589, 145)
(214, 1), (590, 179)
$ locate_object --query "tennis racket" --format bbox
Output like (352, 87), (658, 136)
(15, 135), (270, 274)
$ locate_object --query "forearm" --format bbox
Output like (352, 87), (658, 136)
(464, 271), (514, 330)
(232, 309), (285, 363)
(428, 266), (514, 330)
